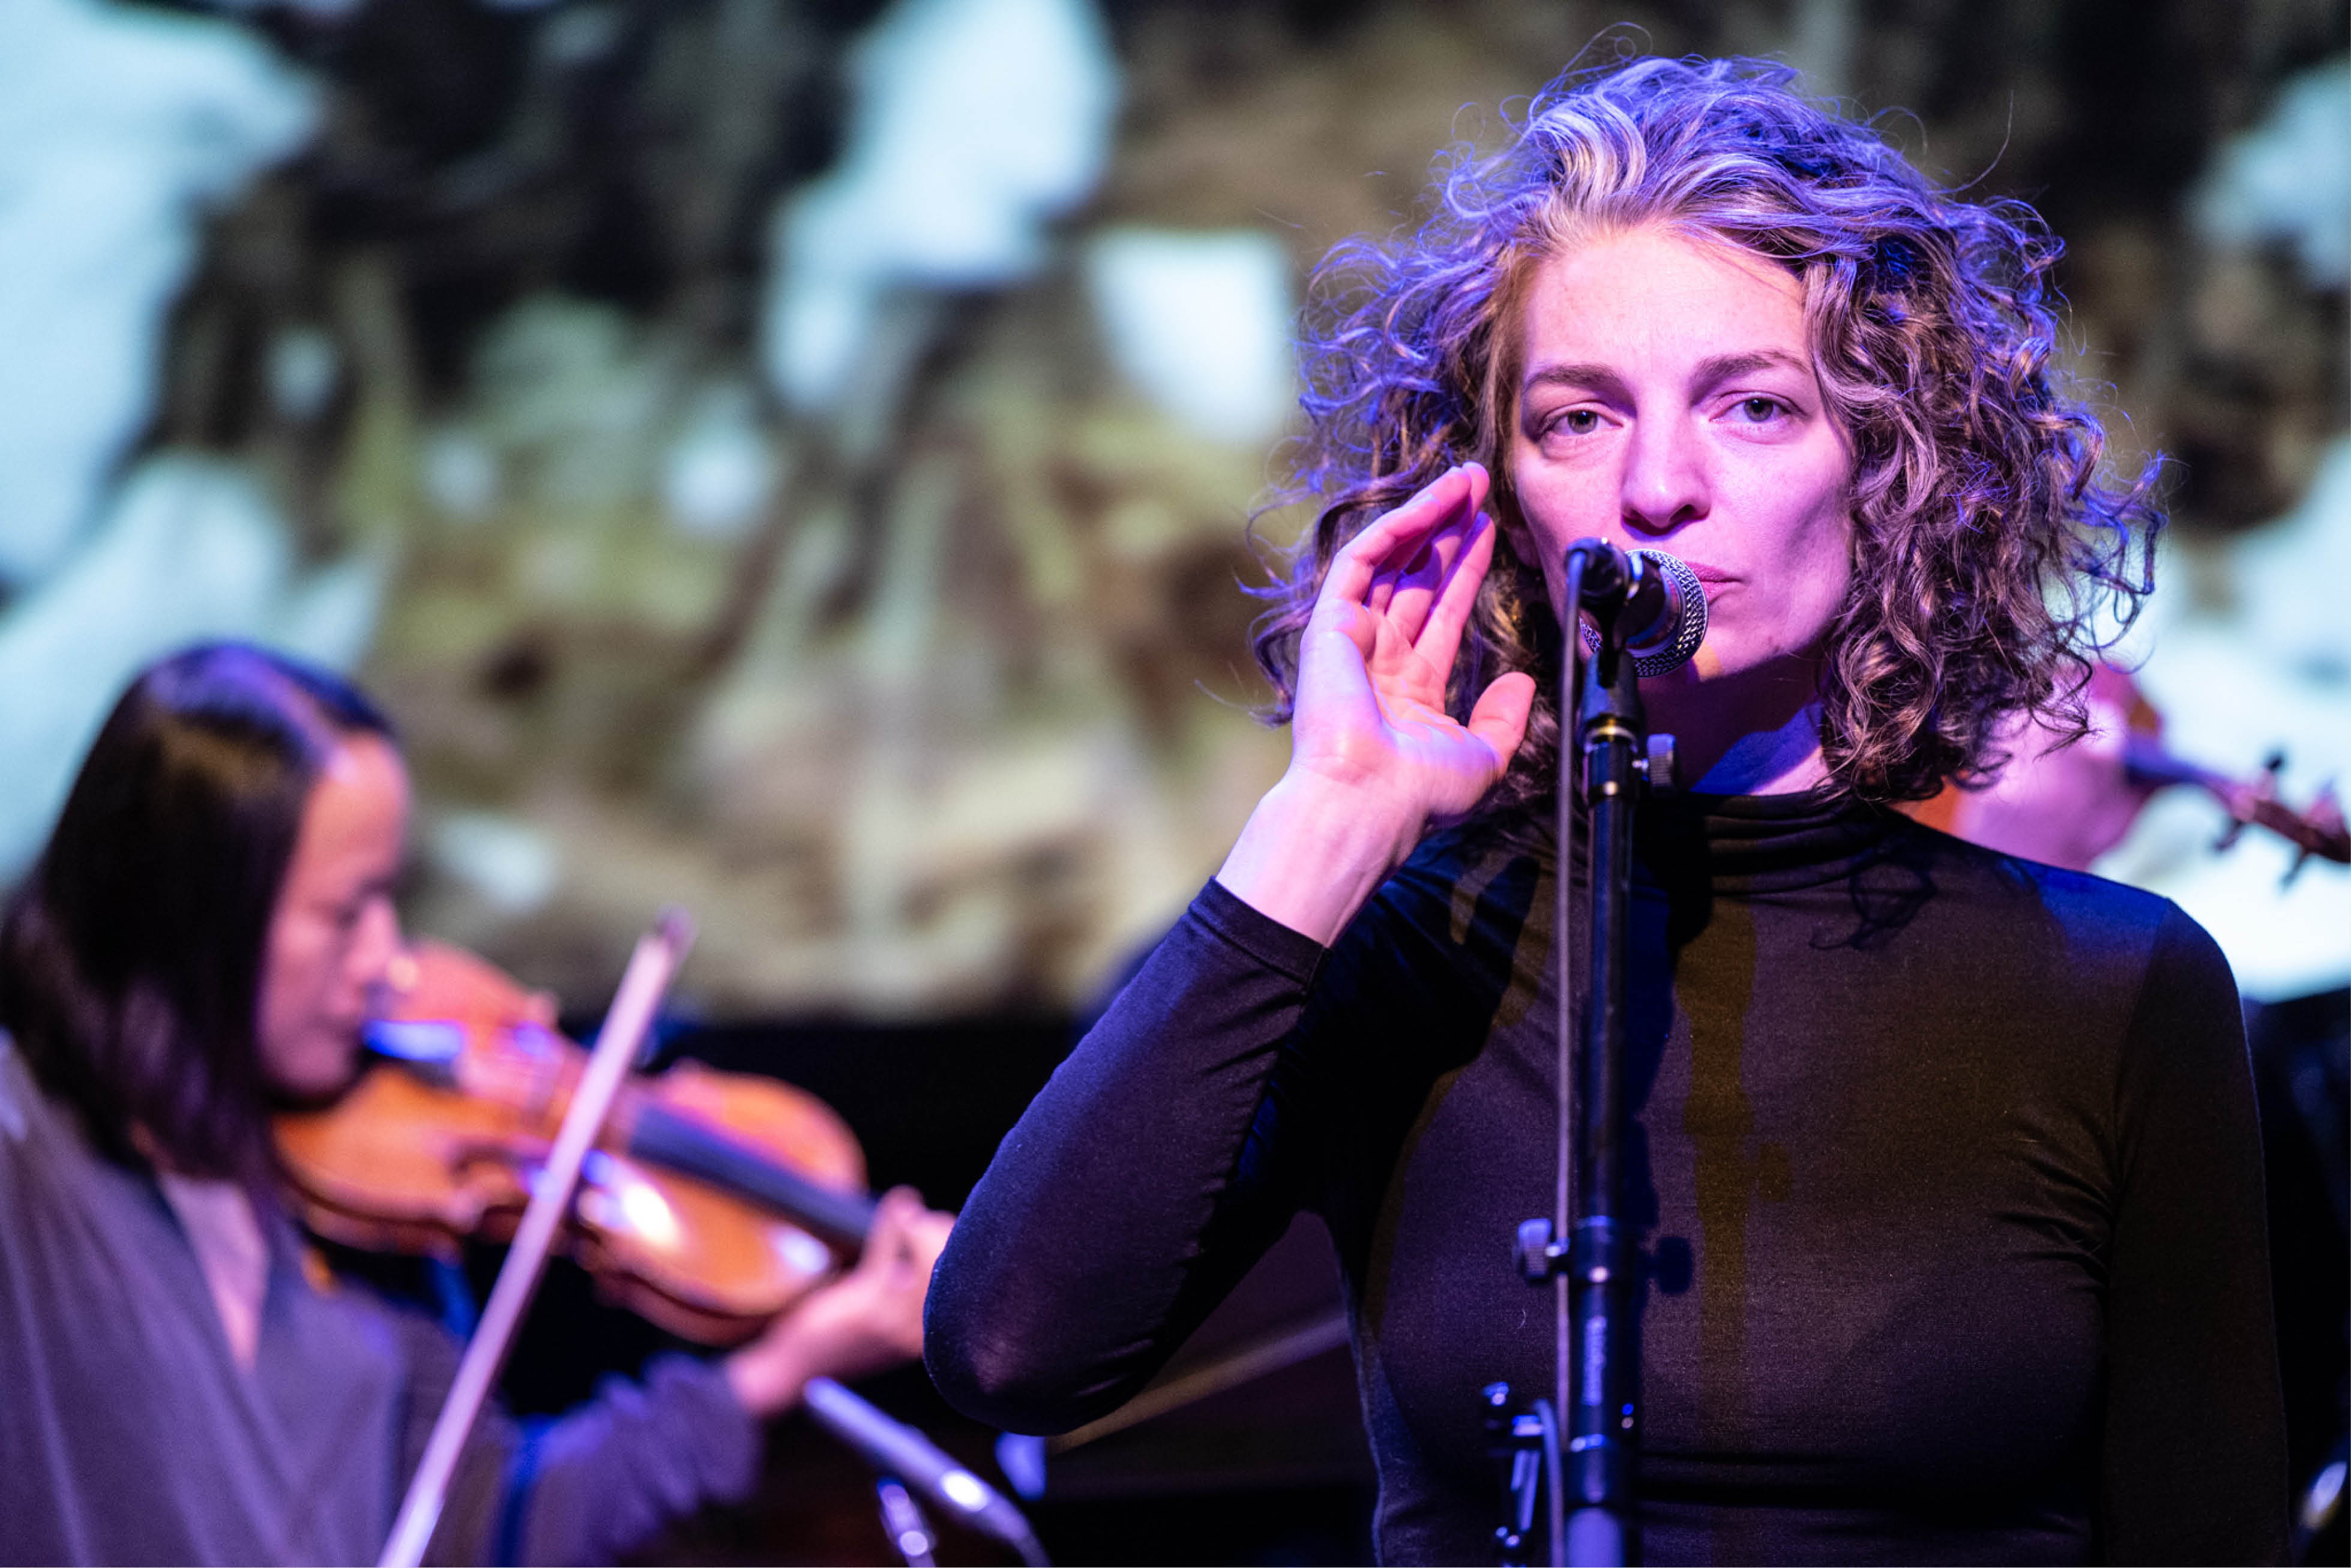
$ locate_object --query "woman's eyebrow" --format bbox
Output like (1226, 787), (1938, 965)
(1523, 350), (1810, 406)
(1691, 349), (1809, 393)
(1522, 362), (1631, 401)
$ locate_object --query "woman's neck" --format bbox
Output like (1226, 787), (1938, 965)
(136, 1128), (269, 1372)
(143, 1145), (269, 1372)
(1641, 656), (1831, 796)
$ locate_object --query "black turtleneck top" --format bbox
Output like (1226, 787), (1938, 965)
(926, 793), (2289, 1565)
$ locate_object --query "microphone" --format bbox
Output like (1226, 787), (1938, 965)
(1567, 539), (1708, 677)
(802, 1378), (1051, 1566)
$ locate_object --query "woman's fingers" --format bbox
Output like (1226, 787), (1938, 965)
(1325, 599), (1380, 662)
(1329, 463), (1490, 673)
(1385, 503), (1500, 651)
(1290, 461), (1523, 814)
(1412, 510), (1497, 667)
(1320, 462), (1489, 611)
(869, 1185), (954, 1278)
(1464, 671), (1537, 772)
(865, 1186), (925, 1267)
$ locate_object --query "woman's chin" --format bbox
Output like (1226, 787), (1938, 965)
(263, 1034), (364, 1106)
(1645, 637), (1826, 691)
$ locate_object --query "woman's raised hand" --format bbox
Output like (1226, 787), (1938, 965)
(1217, 462), (1536, 943)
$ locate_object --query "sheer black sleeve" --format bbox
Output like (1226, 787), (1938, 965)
(924, 880), (1329, 1434)
(2098, 903), (2290, 1564)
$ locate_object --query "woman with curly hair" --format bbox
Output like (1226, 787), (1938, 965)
(926, 54), (2287, 1564)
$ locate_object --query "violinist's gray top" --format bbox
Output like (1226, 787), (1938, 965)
(0, 1039), (759, 1567)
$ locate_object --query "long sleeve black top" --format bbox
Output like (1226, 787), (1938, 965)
(926, 790), (2290, 1564)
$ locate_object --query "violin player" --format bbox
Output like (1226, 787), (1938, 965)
(925, 55), (2291, 1563)
(0, 641), (953, 1565)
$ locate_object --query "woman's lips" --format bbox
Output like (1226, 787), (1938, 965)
(1681, 560), (1737, 602)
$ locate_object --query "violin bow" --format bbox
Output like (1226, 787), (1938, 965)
(379, 909), (697, 1568)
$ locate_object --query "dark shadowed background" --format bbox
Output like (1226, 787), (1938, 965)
(2, 0), (2343, 1560)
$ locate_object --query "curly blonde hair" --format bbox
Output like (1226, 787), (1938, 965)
(1251, 53), (2160, 805)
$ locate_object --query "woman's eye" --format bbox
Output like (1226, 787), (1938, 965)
(1734, 397), (1783, 423)
(1555, 409), (1601, 436)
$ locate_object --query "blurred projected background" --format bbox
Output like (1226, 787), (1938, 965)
(0, 0), (2344, 1020)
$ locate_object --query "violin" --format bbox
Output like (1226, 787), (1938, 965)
(1912, 662), (2348, 876)
(2122, 735), (2348, 875)
(275, 939), (876, 1346)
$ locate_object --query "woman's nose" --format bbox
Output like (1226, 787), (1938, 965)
(1619, 417), (1709, 535)
(354, 896), (405, 985)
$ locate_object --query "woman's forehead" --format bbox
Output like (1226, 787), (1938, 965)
(1516, 227), (1811, 375)
(292, 736), (409, 875)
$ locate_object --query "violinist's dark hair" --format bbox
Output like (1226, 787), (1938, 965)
(0, 643), (391, 1185)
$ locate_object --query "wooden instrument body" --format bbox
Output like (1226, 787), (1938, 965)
(275, 942), (870, 1345)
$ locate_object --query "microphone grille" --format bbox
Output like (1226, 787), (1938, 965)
(1630, 548), (1708, 676)
(1576, 549), (1710, 676)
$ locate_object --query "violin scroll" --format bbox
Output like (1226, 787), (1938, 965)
(2121, 737), (2349, 879)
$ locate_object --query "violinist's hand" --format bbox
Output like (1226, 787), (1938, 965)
(1218, 461), (1535, 943)
(724, 1187), (954, 1419)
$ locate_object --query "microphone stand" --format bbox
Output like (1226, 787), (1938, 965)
(1511, 542), (1658, 1567)
(802, 1378), (1052, 1566)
